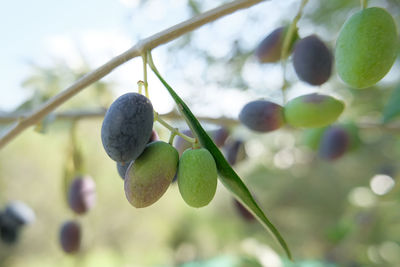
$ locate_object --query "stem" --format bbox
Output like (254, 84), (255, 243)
(155, 112), (196, 143)
(361, 0), (367, 9)
(0, 0), (265, 150)
(168, 132), (177, 145)
(142, 54), (149, 98)
(280, 0), (309, 104)
(137, 80), (144, 95)
(147, 52), (195, 135)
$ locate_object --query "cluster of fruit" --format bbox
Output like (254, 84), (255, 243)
(241, 7), (398, 133)
(59, 175), (96, 254)
(0, 201), (35, 245)
(101, 93), (222, 208)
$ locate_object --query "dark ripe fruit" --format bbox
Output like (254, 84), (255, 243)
(239, 100), (285, 132)
(125, 141), (179, 208)
(101, 93), (154, 162)
(173, 129), (193, 156)
(4, 201), (35, 226)
(0, 224), (19, 245)
(116, 161), (132, 180)
(336, 7), (398, 89)
(178, 148), (218, 208)
(0, 212), (20, 244)
(302, 127), (327, 150)
(233, 199), (255, 222)
(209, 126), (229, 147)
(318, 126), (350, 161)
(341, 123), (361, 151)
(59, 221), (81, 254)
(255, 26), (299, 63)
(67, 176), (96, 215)
(116, 130), (158, 180)
(284, 93), (344, 128)
(293, 35), (332, 85)
(225, 139), (247, 166)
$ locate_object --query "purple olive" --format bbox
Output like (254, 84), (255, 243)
(67, 176), (96, 215)
(59, 220), (81, 254)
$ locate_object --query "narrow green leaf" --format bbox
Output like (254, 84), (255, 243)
(383, 84), (400, 124)
(148, 55), (292, 260)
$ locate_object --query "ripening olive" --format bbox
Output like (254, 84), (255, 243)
(318, 126), (350, 161)
(59, 221), (81, 254)
(293, 35), (333, 85)
(67, 176), (96, 215)
(284, 93), (344, 128)
(239, 100), (285, 132)
(124, 141), (179, 208)
(255, 26), (299, 63)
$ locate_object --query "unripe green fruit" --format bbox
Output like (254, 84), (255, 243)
(124, 141), (178, 208)
(284, 93), (344, 128)
(335, 7), (398, 89)
(178, 148), (218, 208)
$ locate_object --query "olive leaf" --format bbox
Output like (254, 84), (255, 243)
(147, 53), (292, 260)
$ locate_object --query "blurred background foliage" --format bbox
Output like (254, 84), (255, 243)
(1, 0), (400, 266)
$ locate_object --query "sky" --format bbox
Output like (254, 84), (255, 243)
(0, 0), (133, 111)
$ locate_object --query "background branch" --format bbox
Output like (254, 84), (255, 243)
(0, 109), (239, 127)
(0, 0), (264, 149)
(2, 109), (399, 133)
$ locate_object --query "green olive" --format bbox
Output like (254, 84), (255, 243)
(178, 148), (218, 208)
(335, 7), (398, 89)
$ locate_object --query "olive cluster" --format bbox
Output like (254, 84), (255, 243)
(240, 6), (398, 135)
(0, 201), (35, 245)
(101, 93), (223, 209)
(59, 175), (96, 254)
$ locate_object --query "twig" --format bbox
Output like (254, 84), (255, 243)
(0, 0), (264, 149)
(154, 112), (196, 143)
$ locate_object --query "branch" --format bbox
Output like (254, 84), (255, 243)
(0, 109), (239, 127)
(3, 108), (400, 133)
(0, 0), (264, 149)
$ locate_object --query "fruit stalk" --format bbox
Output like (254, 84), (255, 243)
(141, 54), (149, 98)
(280, 0), (309, 103)
(154, 112), (196, 144)
(361, 0), (367, 9)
